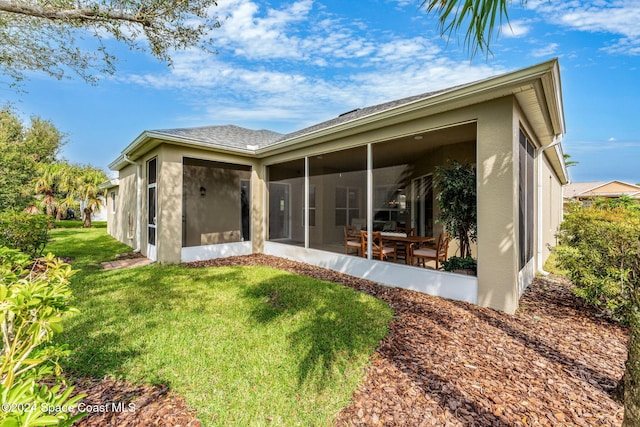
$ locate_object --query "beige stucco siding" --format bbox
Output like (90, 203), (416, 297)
(475, 97), (520, 314)
(541, 153), (562, 261)
(110, 163), (137, 249)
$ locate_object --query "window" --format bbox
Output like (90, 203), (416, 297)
(519, 130), (535, 269)
(147, 157), (157, 246)
(335, 187), (360, 226)
(110, 191), (116, 214)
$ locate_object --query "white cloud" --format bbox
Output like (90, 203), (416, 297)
(501, 20), (531, 38)
(531, 43), (559, 58)
(609, 137), (617, 141)
(212, 0), (314, 60)
(124, 0), (507, 129)
(528, 0), (640, 55)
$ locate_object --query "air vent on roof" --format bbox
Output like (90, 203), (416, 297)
(338, 108), (360, 117)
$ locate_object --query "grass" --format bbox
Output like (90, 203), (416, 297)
(53, 220), (107, 229)
(46, 228), (393, 426)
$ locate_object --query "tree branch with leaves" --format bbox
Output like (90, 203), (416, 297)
(0, 0), (221, 85)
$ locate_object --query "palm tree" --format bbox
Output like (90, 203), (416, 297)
(422, 0), (513, 55)
(72, 166), (107, 228)
(34, 162), (68, 219)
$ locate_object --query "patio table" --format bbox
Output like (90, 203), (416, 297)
(379, 233), (435, 265)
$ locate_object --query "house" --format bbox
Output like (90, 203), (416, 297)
(564, 181), (640, 206)
(105, 59), (568, 314)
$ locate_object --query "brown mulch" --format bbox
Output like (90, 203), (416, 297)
(71, 378), (200, 427)
(73, 254), (628, 426)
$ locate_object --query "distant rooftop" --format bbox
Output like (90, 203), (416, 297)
(564, 181), (640, 198)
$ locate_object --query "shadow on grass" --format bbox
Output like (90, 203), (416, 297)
(243, 272), (391, 390)
(60, 265), (246, 380)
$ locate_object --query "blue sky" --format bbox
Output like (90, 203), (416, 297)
(3, 0), (640, 184)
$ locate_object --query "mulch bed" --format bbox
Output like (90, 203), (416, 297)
(71, 378), (200, 427)
(73, 254), (628, 426)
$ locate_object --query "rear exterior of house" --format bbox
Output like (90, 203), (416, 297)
(106, 59), (568, 314)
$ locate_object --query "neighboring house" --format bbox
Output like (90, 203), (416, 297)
(106, 59), (568, 314)
(101, 178), (119, 223)
(564, 181), (640, 206)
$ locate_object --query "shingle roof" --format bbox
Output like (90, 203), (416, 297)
(274, 88), (453, 144)
(149, 88), (454, 151)
(151, 125), (283, 150)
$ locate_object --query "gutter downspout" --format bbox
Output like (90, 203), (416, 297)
(536, 135), (562, 276)
(123, 154), (142, 253)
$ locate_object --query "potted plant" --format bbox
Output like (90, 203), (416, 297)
(434, 161), (477, 271)
(441, 255), (477, 275)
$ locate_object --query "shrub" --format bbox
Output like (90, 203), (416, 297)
(0, 246), (85, 426)
(0, 211), (52, 257)
(441, 256), (477, 274)
(555, 203), (640, 321)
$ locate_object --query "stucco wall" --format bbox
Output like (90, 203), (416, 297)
(541, 153), (563, 262)
(475, 97), (520, 314)
(111, 163), (137, 249)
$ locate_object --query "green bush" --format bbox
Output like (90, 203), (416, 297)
(555, 203), (640, 321)
(0, 212), (52, 257)
(441, 256), (477, 274)
(0, 246), (85, 426)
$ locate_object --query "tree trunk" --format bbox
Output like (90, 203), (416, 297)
(623, 286), (640, 426)
(458, 225), (468, 258)
(83, 207), (92, 228)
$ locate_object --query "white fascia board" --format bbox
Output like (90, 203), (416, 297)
(108, 154), (126, 171)
(99, 178), (119, 189)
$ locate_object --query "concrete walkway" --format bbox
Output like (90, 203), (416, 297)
(101, 256), (154, 271)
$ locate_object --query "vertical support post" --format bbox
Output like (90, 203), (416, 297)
(367, 143), (373, 260)
(304, 156), (309, 249)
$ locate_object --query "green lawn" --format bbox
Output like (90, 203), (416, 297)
(46, 228), (393, 426)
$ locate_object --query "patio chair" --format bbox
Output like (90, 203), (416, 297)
(344, 225), (361, 256)
(361, 230), (397, 262)
(412, 233), (450, 269)
(393, 227), (415, 261)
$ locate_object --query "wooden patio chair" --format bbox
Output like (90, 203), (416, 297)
(344, 225), (361, 256)
(412, 232), (450, 269)
(361, 230), (397, 262)
(394, 227), (415, 262)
